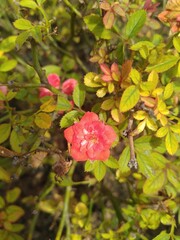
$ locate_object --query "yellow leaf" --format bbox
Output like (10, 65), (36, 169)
(40, 98), (56, 112)
(108, 82), (114, 93)
(163, 82), (174, 100)
(156, 126), (168, 138)
(133, 110), (147, 120)
(165, 131), (178, 155)
(34, 112), (51, 129)
(101, 99), (114, 110)
(129, 68), (141, 85)
(146, 117), (157, 131)
(96, 88), (107, 98)
(147, 70), (159, 90)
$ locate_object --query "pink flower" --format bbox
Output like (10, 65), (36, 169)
(62, 78), (78, 95)
(39, 87), (53, 98)
(47, 74), (60, 88)
(0, 86), (8, 95)
(64, 112), (117, 161)
(100, 63), (121, 82)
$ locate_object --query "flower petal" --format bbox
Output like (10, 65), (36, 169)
(71, 146), (88, 161)
(80, 112), (99, 124)
(64, 126), (74, 143)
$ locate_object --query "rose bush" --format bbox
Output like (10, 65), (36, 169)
(64, 112), (117, 161)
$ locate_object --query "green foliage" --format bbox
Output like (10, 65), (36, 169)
(0, 0), (180, 239)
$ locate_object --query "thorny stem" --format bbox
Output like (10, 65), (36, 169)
(31, 40), (48, 84)
(127, 114), (138, 169)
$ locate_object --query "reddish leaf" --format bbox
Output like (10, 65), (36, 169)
(100, 1), (111, 11)
(121, 60), (133, 82)
(103, 11), (115, 29)
(112, 3), (125, 17)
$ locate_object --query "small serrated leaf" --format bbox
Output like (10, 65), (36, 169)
(93, 161), (106, 181)
(73, 84), (86, 108)
(120, 85), (140, 112)
(34, 112), (51, 129)
(60, 110), (81, 128)
(125, 10), (146, 39)
(165, 131), (178, 155)
(56, 96), (72, 111)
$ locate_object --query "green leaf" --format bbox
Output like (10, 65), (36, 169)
(36, 0), (46, 5)
(60, 110), (81, 128)
(0, 36), (17, 53)
(165, 131), (178, 155)
(130, 41), (154, 51)
(136, 152), (154, 177)
(84, 160), (95, 172)
(93, 161), (106, 181)
(120, 85), (140, 112)
(0, 60), (17, 72)
(125, 10), (146, 39)
(20, 0), (38, 9)
(6, 188), (21, 204)
(4, 223), (24, 233)
(0, 196), (5, 209)
(152, 231), (170, 240)
(118, 146), (130, 174)
(13, 19), (33, 30)
(173, 36), (180, 52)
(6, 205), (25, 223)
(10, 129), (25, 153)
(73, 84), (86, 108)
(56, 96), (72, 111)
(143, 170), (166, 195)
(6, 91), (17, 101)
(84, 14), (114, 40)
(31, 26), (42, 43)
(167, 169), (180, 189)
(104, 156), (119, 169)
(145, 55), (179, 73)
(0, 123), (11, 144)
(16, 31), (30, 49)
(0, 166), (11, 183)
(101, 99), (114, 110)
(34, 112), (51, 129)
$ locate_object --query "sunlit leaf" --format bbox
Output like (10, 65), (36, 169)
(73, 84), (86, 108)
(6, 188), (21, 204)
(145, 55), (179, 73)
(165, 131), (178, 155)
(125, 10), (146, 39)
(84, 14), (114, 40)
(120, 85), (140, 112)
(0, 60), (17, 72)
(143, 170), (166, 195)
(60, 110), (81, 128)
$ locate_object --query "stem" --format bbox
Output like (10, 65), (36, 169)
(0, 83), (47, 88)
(27, 183), (55, 240)
(63, 0), (82, 18)
(55, 186), (71, 240)
(127, 114), (138, 169)
(55, 162), (76, 240)
(31, 40), (47, 84)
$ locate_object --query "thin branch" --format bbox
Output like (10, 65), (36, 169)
(127, 113), (138, 170)
(31, 40), (48, 84)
